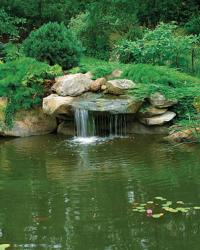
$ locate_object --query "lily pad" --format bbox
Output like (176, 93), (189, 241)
(176, 201), (184, 205)
(162, 201), (172, 207)
(155, 197), (167, 201)
(176, 207), (189, 213)
(147, 201), (154, 204)
(194, 207), (200, 210)
(0, 244), (10, 250)
(163, 207), (178, 213)
(152, 213), (164, 218)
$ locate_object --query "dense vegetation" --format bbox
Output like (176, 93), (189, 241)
(0, 0), (200, 136)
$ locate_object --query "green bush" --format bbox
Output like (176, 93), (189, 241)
(0, 57), (62, 128)
(0, 8), (26, 41)
(23, 22), (82, 69)
(114, 23), (197, 72)
(185, 15), (200, 35)
(0, 42), (6, 60)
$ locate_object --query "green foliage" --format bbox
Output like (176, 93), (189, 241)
(0, 8), (26, 41)
(0, 57), (62, 128)
(23, 22), (82, 69)
(185, 15), (200, 35)
(0, 42), (6, 61)
(115, 23), (197, 69)
(69, 56), (124, 79)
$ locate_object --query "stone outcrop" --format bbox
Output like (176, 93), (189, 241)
(140, 111), (176, 126)
(52, 73), (93, 97)
(165, 127), (200, 143)
(0, 108), (57, 137)
(43, 94), (74, 116)
(71, 93), (142, 114)
(57, 121), (76, 136)
(105, 79), (136, 95)
(90, 78), (107, 92)
(139, 105), (168, 118)
(150, 92), (178, 108)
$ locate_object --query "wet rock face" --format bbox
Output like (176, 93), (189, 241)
(71, 93), (142, 114)
(0, 108), (57, 137)
(52, 73), (93, 97)
(150, 92), (178, 108)
(105, 79), (136, 95)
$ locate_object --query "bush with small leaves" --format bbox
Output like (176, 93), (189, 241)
(23, 22), (82, 69)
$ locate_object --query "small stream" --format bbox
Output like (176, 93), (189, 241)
(0, 134), (200, 249)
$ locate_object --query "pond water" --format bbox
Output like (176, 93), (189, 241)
(0, 134), (200, 250)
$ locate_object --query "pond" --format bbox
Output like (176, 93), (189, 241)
(0, 134), (200, 250)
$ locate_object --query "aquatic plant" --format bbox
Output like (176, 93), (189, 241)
(133, 196), (200, 219)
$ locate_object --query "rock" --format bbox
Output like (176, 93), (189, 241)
(85, 71), (93, 79)
(72, 93), (142, 114)
(106, 79), (136, 95)
(139, 105), (168, 118)
(0, 108), (57, 137)
(43, 94), (74, 116)
(165, 128), (200, 143)
(106, 69), (123, 80)
(52, 73), (93, 97)
(0, 97), (7, 123)
(150, 92), (178, 108)
(101, 85), (107, 91)
(140, 111), (176, 126)
(90, 78), (107, 92)
(127, 121), (169, 135)
(57, 121), (76, 136)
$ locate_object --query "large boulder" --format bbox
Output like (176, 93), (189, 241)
(0, 108), (57, 137)
(43, 94), (74, 116)
(52, 73), (93, 97)
(150, 92), (177, 108)
(105, 79), (136, 95)
(140, 111), (176, 126)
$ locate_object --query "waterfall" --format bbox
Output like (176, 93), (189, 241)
(75, 108), (128, 138)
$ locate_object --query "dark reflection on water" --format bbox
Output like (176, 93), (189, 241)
(0, 135), (200, 249)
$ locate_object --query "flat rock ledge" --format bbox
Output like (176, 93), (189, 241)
(140, 111), (176, 126)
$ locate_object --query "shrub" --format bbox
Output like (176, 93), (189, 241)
(0, 42), (6, 60)
(23, 22), (82, 69)
(0, 57), (62, 128)
(0, 9), (26, 41)
(114, 23), (197, 72)
(185, 15), (200, 35)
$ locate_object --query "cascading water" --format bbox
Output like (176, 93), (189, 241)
(74, 108), (128, 139)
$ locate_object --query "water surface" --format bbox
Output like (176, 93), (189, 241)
(0, 135), (200, 249)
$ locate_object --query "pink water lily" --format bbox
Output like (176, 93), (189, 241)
(147, 209), (153, 216)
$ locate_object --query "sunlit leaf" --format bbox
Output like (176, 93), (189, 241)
(152, 213), (164, 218)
